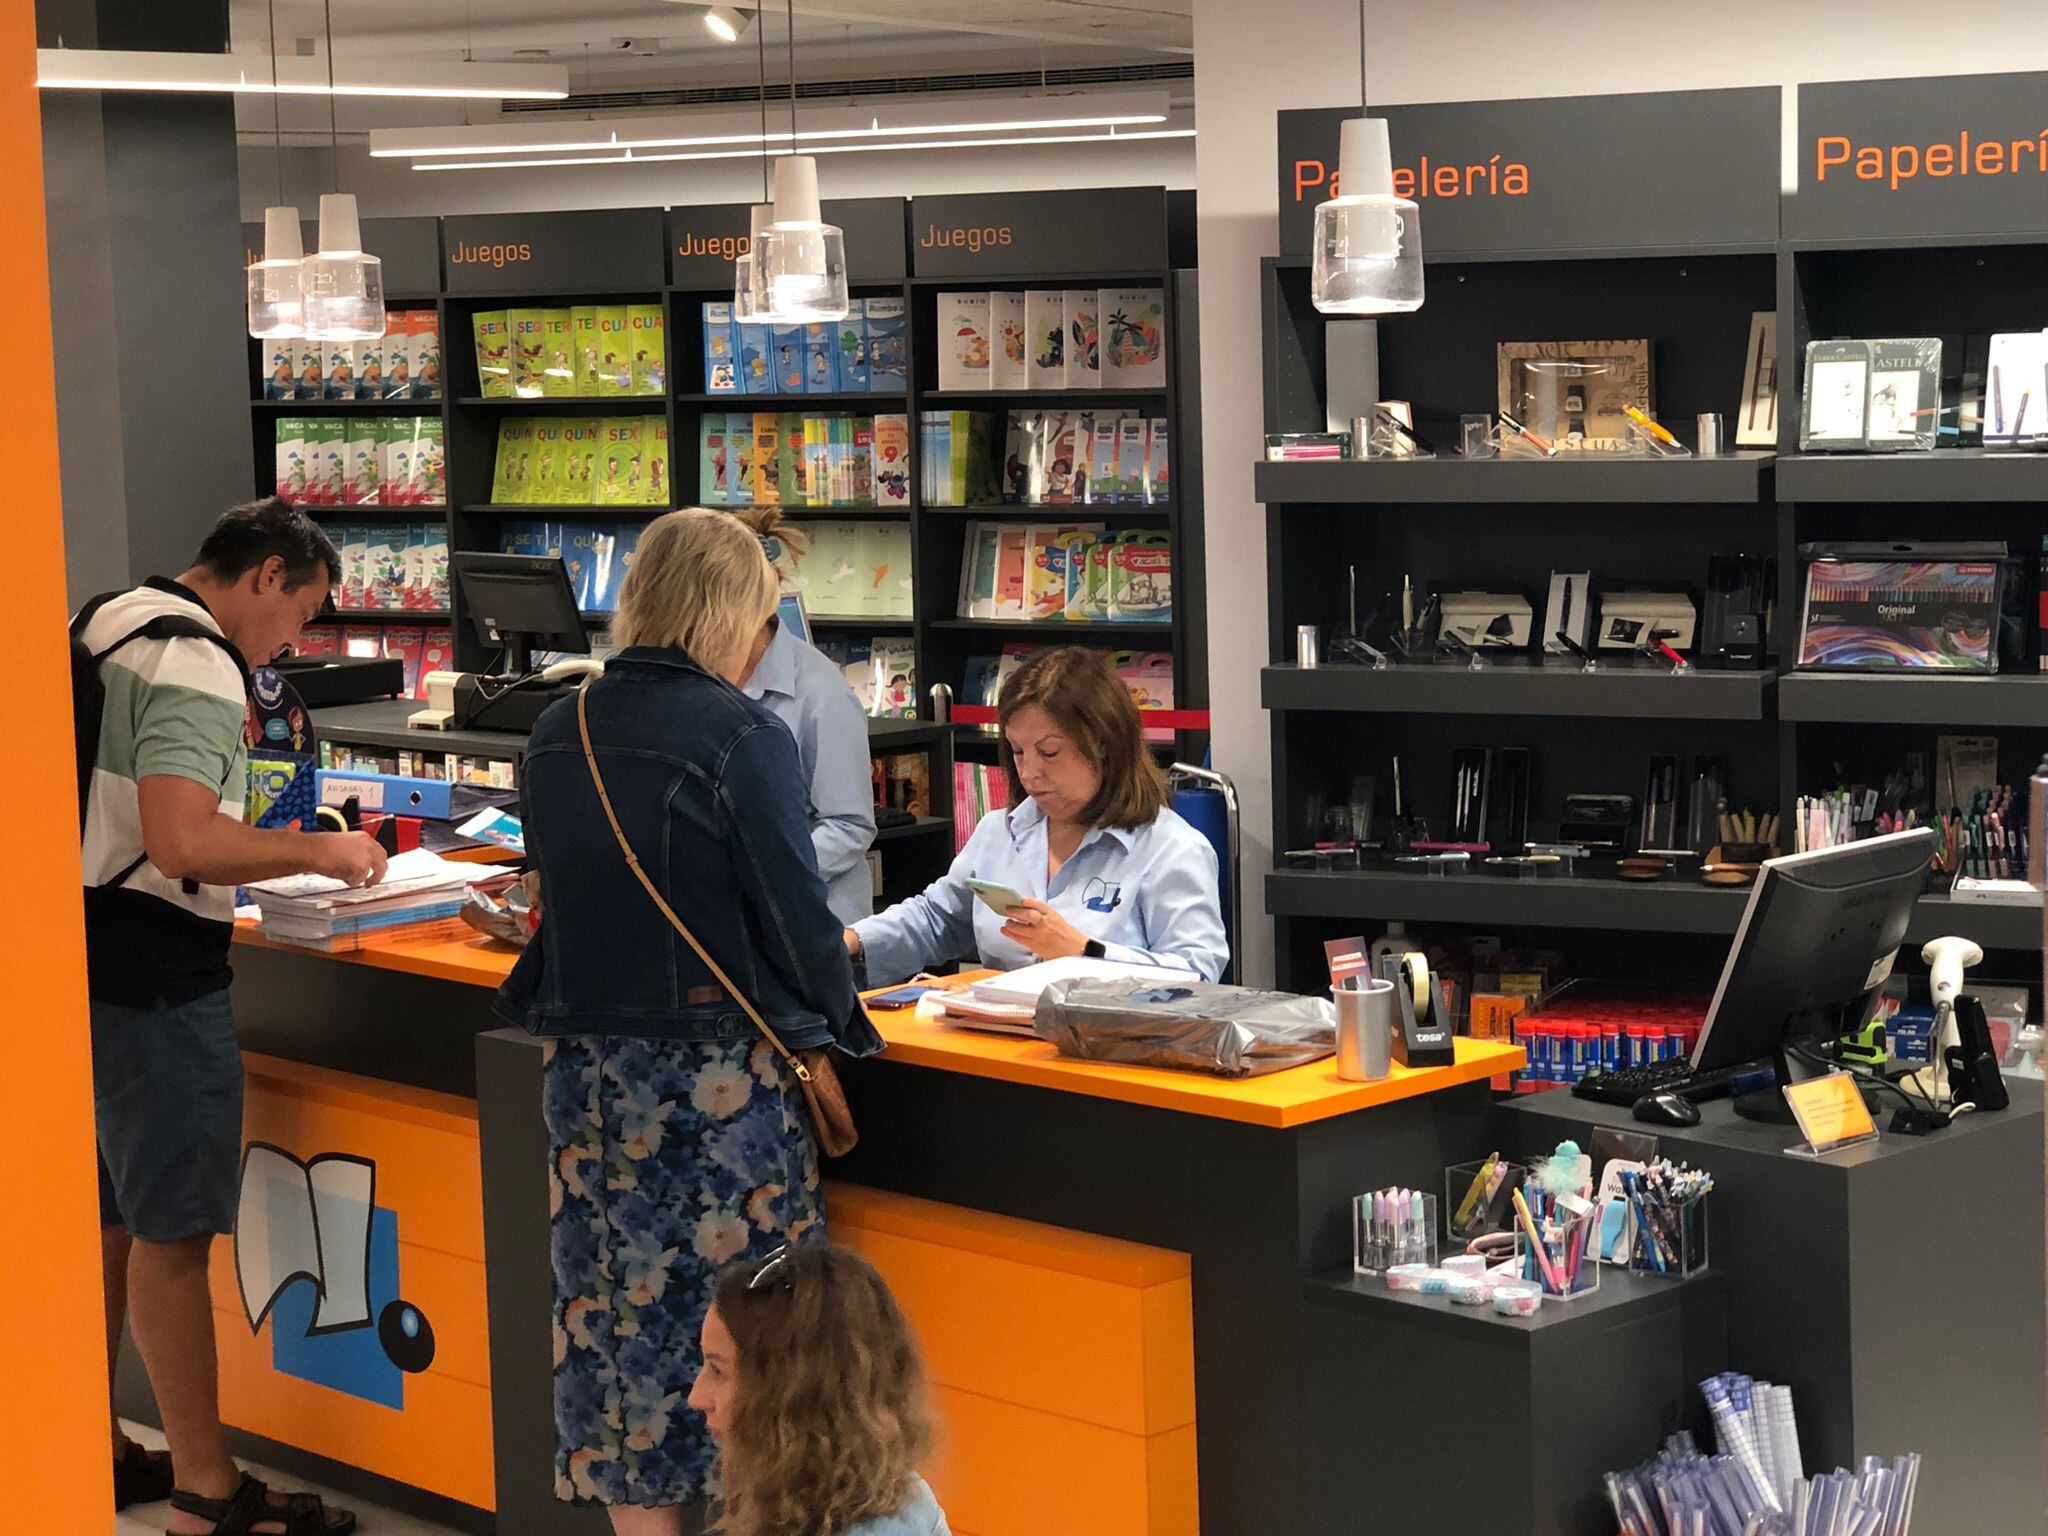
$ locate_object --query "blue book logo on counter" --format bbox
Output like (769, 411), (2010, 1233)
(234, 1144), (435, 1408)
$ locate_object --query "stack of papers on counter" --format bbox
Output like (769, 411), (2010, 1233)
(246, 849), (475, 952)
(1949, 877), (2042, 905)
(930, 955), (1193, 1036)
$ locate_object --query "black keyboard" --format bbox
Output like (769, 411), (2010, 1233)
(1572, 1057), (1764, 1107)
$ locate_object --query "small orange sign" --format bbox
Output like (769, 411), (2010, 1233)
(1784, 1072), (1879, 1154)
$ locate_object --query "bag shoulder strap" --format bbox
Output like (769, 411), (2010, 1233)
(576, 686), (812, 1084)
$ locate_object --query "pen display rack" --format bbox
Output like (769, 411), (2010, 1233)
(1629, 1190), (1710, 1279)
(1353, 1189), (1438, 1275)
(1512, 1188), (1601, 1300)
(1444, 1157), (1525, 1244)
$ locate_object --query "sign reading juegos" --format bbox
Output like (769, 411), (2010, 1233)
(1793, 72), (2048, 239)
(441, 208), (666, 295)
(1276, 89), (1779, 259)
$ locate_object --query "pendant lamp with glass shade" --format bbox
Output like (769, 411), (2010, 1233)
(246, 0), (304, 338)
(300, 0), (386, 342)
(1310, 0), (1423, 316)
(754, 0), (848, 324)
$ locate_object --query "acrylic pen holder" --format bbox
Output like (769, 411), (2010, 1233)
(1629, 1191), (1710, 1280)
(1511, 1196), (1601, 1300)
(1443, 1159), (1527, 1244)
(1353, 1191), (1439, 1276)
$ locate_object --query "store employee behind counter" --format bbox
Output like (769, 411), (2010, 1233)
(847, 646), (1228, 984)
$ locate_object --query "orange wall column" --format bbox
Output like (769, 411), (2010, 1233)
(0, 1), (115, 1525)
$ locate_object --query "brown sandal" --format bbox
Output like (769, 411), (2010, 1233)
(167, 1474), (356, 1536)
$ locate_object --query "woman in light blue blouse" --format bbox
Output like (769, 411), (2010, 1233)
(847, 647), (1227, 984)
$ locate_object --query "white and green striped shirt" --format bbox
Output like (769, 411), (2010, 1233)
(79, 579), (248, 1004)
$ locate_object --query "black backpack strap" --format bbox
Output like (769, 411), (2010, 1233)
(82, 607), (249, 894)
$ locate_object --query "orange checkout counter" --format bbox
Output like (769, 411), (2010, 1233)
(177, 923), (1520, 1536)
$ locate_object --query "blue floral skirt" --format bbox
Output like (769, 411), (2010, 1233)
(543, 1034), (824, 1507)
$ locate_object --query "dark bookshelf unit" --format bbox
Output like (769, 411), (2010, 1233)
(1260, 85), (2048, 997)
(244, 195), (1205, 889)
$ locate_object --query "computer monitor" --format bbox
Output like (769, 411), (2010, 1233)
(1692, 827), (1935, 1122)
(452, 552), (587, 675)
(776, 588), (811, 645)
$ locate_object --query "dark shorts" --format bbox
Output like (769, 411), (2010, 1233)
(92, 989), (243, 1242)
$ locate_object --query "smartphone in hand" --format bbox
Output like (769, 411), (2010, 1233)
(965, 877), (1029, 916)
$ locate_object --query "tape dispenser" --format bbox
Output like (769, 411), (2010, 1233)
(1376, 950), (1457, 1068)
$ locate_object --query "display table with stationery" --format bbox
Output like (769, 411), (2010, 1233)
(1500, 1085), (2047, 1535)
(117, 924), (1522, 1536)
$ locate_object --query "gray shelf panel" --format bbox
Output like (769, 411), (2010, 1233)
(1777, 673), (2048, 727)
(1266, 868), (2041, 949)
(1256, 452), (1773, 506)
(1777, 449), (2048, 503)
(1263, 662), (1774, 721)
(1266, 868), (1748, 934)
(1305, 1267), (1725, 1342)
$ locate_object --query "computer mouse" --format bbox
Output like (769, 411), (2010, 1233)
(1632, 1090), (1701, 1127)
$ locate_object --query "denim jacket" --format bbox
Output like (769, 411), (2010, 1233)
(493, 648), (883, 1057)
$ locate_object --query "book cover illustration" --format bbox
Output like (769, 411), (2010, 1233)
(1086, 412), (1125, 503)
(274, 419), (309, 502)
(414, 422), (446, 507)
(472, 311), (511, 397)
(1025, 290), (1064, 390)
(873, 413), (910, 507)
(337, 527), (369, 610)
(772, 324), (806, 394)
(937, 292), (991, 392)
(296, 339), (324, 397)
(264, 341), (297, 400)
(627, 303), (666, 395)
(597, 418), (648, 507)
(703, 301), (740, 393)
(410, 309), (441, 399)
(541, 309), (576, 397)
(835, 302), (870, 392)
(725, 421), (754, 502)
(342, 423), (382, 507)
(865, 298), (907, 389)
(1101, 288), (1165, 389)
(324, 342), (356, 402)
(989, 291), (1028, 390)
(309, 419), (346, 507)
(1146, 418), (1170, 504)
(379, 418), (415, 508)
(572, 306), (603, 395)
(1109, 533), (1173, 621)
(529, 419), (568, 505)
(597, 306), (631, 396)
(849, 421), (875, 503)
(646, 420), (670, 507)
(804, 322), (836, 394)
(509, 309), (548, 397)
(567, 419), (603, 505)
(385, 316), (414, 400)
(367, 528), (411, 610)
(1064, 289), (1099, 388)
(700, 420), (729, 505)
(1114, 416), (1149, 502)
(356, 332), (384, 401)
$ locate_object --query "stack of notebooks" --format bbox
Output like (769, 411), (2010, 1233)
(246, 849), (475, 953)
(696, 412), (909, 508)
(491, 418), (669, 506)
(473, 306), (665, 398)
(926, 956), (1192, 1037)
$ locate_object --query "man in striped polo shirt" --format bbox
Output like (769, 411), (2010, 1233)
(80, 499), (383, 1532)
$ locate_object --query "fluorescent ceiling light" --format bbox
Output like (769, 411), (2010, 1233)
(703, 7), (751, 42)
(37, 48), (568, 100)
(369, 91), (1170, 158)
(413, 127), (1195, 172)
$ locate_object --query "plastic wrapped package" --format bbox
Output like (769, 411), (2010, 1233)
(1033, 978), (1336, 1078)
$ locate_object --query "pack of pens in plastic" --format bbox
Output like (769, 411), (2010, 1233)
(1351, 1187), (1437, 1275)
(1605, 1370), (1920, 1536)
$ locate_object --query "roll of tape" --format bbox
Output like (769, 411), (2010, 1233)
(1401, 951), (1431, 1021)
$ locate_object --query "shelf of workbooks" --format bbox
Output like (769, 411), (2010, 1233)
(904, 244), (1203, 769)
(245, 198), (1206, 823)
(1258, 87), (2048, 1001)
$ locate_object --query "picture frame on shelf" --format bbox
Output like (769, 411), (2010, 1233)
(1494, 339), (1652, 453)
